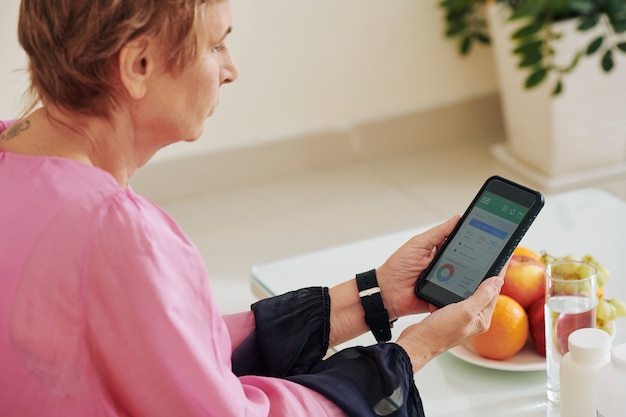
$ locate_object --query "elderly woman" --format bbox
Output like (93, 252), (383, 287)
(0, 1), (504, 416)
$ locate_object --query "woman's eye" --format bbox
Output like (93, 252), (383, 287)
(212, 44), (224, 53)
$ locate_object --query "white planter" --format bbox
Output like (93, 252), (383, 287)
(487, 4), (626, 190)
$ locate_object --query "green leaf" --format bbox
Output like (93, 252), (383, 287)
(610, 19), (626, 34)
(617, 42), (626, 53)
(512, 22), (544, 39)
(519, 52), (543, 68)
(474, 32), (490, 45)
(445, 8), (469, 22)
(460, 36), (472, 55)
(510, 0), (545, 20)
(525, 68), (548, 89)
(604, 0), (626, 16)
(586, 37), (604, 55)
(446, 21), (466, 37)
(513, 39), (543, 55)
(577, 15), (598, 31)
(552, 80), (564, 96)
(568, 0), (595, 15)
(602, 50), (614, 72)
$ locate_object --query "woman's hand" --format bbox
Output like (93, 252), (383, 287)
(376, 216), (460, 320)
(328, 216), (461, 347)
(396, 274), (504, 372)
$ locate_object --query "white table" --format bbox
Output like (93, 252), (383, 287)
(250, 188), (626, 417)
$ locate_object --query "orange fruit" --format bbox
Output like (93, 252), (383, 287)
(469, 294), (529, 360)
(513, 245), (540, 260)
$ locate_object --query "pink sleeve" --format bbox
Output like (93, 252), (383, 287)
(84, 194), (346, 417)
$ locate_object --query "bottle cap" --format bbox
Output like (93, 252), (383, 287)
(612, 343), (626, 372)
(568, 328), (611, 363)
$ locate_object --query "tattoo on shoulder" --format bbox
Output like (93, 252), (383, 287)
(1, 120), (32, 142)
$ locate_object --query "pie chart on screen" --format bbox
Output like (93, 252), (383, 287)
(436, 264), (455, 282)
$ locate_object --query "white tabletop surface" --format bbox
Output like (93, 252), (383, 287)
(250, 188), (626, 417)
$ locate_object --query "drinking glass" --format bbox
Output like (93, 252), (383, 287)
(545, 260), (597, 405)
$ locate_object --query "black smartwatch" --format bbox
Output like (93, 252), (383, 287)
(356, 269), (393, 342)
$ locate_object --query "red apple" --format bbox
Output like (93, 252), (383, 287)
(528, 297), (546, 357)
(501, 254), (546, 310)
(554, 309), (595, 355)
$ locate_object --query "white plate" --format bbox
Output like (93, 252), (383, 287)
(448, 342), (546, 372)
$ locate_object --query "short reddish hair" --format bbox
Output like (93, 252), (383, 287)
(18, 0), (217, 117)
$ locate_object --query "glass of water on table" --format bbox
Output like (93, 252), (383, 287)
(545, 260), (597, 405)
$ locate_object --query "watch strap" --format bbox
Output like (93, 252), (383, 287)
(356, 269), (392, 342)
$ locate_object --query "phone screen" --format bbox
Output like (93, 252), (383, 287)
(424, 190), (530, 298)
(415, 176), (543, 307)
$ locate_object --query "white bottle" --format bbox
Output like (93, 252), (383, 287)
(559, 328), (611, 417)
(596, 343), (626, 417)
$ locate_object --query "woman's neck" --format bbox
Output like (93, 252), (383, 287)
(1, 107), (148, 187)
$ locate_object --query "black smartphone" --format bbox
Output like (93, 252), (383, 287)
(414, 175), (544, 308)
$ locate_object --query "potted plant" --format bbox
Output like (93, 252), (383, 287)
(440, 0), (626, 190)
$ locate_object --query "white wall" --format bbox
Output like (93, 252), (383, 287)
(0, 0), (498, 162)
(0, 1), (28, 118)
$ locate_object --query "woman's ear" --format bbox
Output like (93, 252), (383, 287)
(118, 37), (153, 100)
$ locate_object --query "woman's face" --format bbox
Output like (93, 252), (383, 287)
(140, 1), (238, 149)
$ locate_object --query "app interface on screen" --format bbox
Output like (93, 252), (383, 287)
(426, 191), (528, 298)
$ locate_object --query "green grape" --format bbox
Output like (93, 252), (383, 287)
(582, 254), (611, 286)
(576, 263), (596, 280)
(549, 262), (580, 278)
(597, 299), (614, 321)
(595, 264), (611, 287)
(540, 252), (557, 266)
(596, 319), (616, 337)
(607, 298), (626, 318)
(581, 254), (595, 263)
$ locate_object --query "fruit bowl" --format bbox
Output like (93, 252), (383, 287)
(449, 341), (546, 372)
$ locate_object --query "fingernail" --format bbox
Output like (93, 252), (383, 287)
(494, 277), (504, 289)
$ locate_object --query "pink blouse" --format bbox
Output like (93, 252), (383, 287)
(0, 121), (345, 416)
